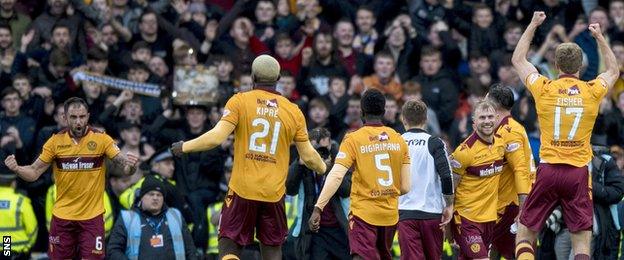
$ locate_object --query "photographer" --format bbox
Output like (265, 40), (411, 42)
(285, 128), (351, 260)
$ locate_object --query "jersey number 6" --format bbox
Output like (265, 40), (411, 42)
(249, 118), (282, 155)
(375, 153), (393, 187)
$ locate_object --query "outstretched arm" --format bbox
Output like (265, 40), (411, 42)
(294, 141), (327, 174)
(590, 23), (619, 89)
(173, 121), (236, 155)
(512, 12), (546, 85)
(5, 156), (50, 182)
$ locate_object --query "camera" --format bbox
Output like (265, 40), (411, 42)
(316, 146), (331, 160)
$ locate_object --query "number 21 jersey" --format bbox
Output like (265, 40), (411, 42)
(526, 74), (607, 167)
(221, 88), (308, 202)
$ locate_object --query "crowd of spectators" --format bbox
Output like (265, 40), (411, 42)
(3, 0), (624, 258)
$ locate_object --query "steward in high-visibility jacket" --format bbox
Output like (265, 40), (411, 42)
(0, 171), (38, 257)
(46, 184), (113, 237)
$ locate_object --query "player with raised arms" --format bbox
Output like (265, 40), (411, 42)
(511, 11), (619, 260)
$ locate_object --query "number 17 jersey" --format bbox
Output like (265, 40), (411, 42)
(526, 74), (608, 167)
(221, 88), (308, 202)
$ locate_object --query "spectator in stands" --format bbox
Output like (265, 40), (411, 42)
(605, 88), (624, 145)
(576, 7), (611, 80)
(334, 94), (362, 142)
(79, 81), (105, 123)
(378, 15), (419, 82)
(118, 121), (155, 164)
(464, 51), (493, 94)
(298, 32), (349, 99)
(253, 0), (277, 42)
(129, 10), (173, 61)
(490, 22), (522, 72)
(130, 41), (152, 66)
(401, 81), (441, 136)
(148, 56), (169, 79)
(333, 19), (371, 77)
(353, 5), (377, 56)
(409, 0), (447, 37)
(307, 98), (331, 130)
(353, 51), (402, 100)
(86, 47), (110, 75)
(278, 71), (303, 105)
(383, 95), (404, 133)
(425, 21), (462, 71)
(323, 76), (349, 135)
(412, 46), (458, 131)
(0, 0), (30, 49)
(0, 87), (36, 163)
(12, 74), (51, 126)
(449, 4), (504, 55)
(107, 175), (198, 260)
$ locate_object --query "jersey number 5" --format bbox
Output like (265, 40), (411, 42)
(249, 118), (281, 154)
(375, 153), (393, 187)
(553, 106), (583, 140)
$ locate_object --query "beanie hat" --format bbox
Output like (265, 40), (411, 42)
(252, 55), (280, 85)
(139, 175), (165, 200)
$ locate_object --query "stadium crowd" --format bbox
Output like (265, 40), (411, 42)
(1, 0), (624, 259)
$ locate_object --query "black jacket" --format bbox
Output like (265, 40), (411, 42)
(285, 159), (351, 260)
(412, 69), (459, 131)
(592, 152), (624, 260)
(106, 206), (198, 260)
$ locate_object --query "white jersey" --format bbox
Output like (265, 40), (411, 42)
(399, 129), (453, 217)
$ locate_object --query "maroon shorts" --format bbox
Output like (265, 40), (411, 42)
(492, 204), (519, 259)
(397, 218), (442, 260)
(219, 190), (287, 246)
(520, 163), (592, 233)
(451, 214), (494, 259)
(348, 215), (396, 260)
(48, 214), (105, 259)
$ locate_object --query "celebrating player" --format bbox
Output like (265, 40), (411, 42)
(309, 89), (411, 260)
(397, 100), (454, 260)
(487, 84), (535, 259)
(4, 97), (139, 259)
(171, 54), (327, 259)
(450, 100), (505, 260)
(511, 11), (619, 260)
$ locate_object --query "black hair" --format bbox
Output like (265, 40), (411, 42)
(0, 87), (19, 100)
(361, 89), (385, 117)
(488, 83), (515, 111)
(63, 97), (89, 113)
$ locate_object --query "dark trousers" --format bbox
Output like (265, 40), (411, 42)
(310, 226), (350, 260)
(187, 188), (218, 250)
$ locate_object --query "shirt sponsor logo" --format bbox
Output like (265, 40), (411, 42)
(56, 144), (71, 149)
(406, 139), (426, 146)
(466, 160), (504, 177)
(506, 142), (520, 152)
(567, 85), (580, 96)
(56, 156), (104, 170)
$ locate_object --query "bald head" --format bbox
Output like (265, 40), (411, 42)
(252, 54), (281, 86)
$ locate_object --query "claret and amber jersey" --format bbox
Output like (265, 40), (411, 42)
(38, 127), (120, 221)
(526, 74), (608, 167)
(221, 88), (308, 202)
(334, 124), (410, 226)
(451, 132), (506, 223)
(496, 116), (536, 211)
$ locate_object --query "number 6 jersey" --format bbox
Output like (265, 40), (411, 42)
(221, 88), (308, 202)
(525, 73), (608, 167)
(334, 123), (410, 226)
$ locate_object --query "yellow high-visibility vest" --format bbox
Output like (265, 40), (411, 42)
(0, 186), (38, 253)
